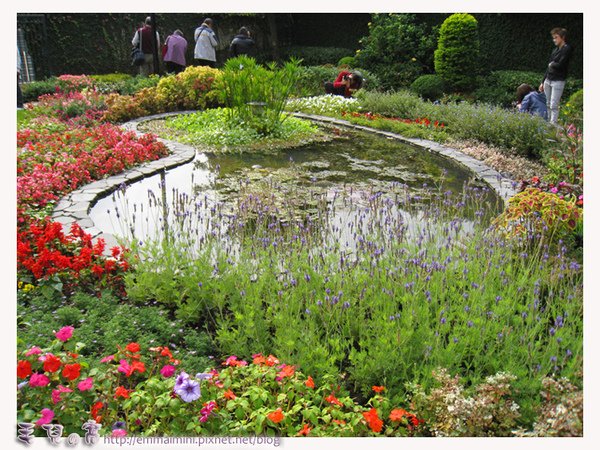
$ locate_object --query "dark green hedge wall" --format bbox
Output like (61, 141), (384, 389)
(18, 13), (583, 80)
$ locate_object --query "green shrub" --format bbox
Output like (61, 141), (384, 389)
(434, 13), (480, 92)
(492, 187), (582, 248)
(337, 56), (356, 67)
(21, 78), (59, 103)
(354, 13), (438, 90)
(560, 89), (583, 129)
(280, 46), (354, 66)
(410, 74), (446, 101)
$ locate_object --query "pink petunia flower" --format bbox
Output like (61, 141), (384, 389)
(117, 359), (131, 375)
(35, 408), (55, 426)
(160, 365), (176, 378)
(77, 377), (93, 391)
(55, 326), (74, 342)
(112, 429), (127, 437)
(51, 385), (73, 404)
(29, 373), (50, 387)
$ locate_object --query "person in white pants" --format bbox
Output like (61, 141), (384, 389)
(539, 27), (573, 125)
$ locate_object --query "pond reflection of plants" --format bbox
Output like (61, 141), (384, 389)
(122, 183), (582, 430)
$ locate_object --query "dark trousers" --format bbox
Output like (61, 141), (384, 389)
(165, 61), (185, 74)
(196, 59), (216, 68)
(324, 82), (346, 96)
(17, 73), (23, 107)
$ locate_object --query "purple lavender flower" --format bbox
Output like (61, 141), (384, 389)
(555, 315), (564, 328)
(467, 320), (474, 328)
(549, 327), (556, 337)
(342, 301), (351, 309)
(440, 317), (446, 325)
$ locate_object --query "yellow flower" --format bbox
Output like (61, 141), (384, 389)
(411, 58), (417, 62)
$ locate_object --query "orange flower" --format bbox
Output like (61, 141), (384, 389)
(223, 389), (236, 400)
(252, 354), (266, 365)
(267, 408), (285, 424)
(114, 386), (130, 399)
(126, 342), (141, 353)
(276, 364), (295, 380)
(61, 363), (81, 381)
(325, 394), (343, 407)
(362, 408), (383, 433)
(305, 376), (315, 389)
(297, 423), (311, 436)
(130, 360), (146, 375)
(372, 385), (385, 393)
(265, 355), (280, 367)
(389, 408), (409, 422)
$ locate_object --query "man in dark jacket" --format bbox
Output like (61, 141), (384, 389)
(132, 17), (160, 76)
(229, 27), (256, 58)
(539, 27), (573, 124)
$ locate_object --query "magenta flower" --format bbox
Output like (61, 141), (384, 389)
(100, 355), (115, 363)
(117, 359), (131, 375)
(51, 385), (73, 404)
(160, 365), (176, 378)
(29, 373), (50, 387)
(25, 346), (42, 356)
(55, 326), (74, 342)
(112, 429), (127, 437)
(35, 408), (55, 426)
(78, 377), (93, 391)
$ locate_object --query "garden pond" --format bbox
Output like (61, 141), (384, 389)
(90, 123), (502, 247)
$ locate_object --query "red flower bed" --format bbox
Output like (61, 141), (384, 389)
(17, 220), (128, 295)
(17, 122), (169, 224)
(342, 111), (445, 128)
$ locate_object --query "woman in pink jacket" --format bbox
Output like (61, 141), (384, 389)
(163, 30), (188, 74)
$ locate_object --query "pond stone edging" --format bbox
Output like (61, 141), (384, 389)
(50, 111), (198, 254)
(51, 110), (517, 255)
(292, 112), (518, 205)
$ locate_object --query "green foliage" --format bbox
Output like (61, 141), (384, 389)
(280, 46), (354, 66)
(492, 187), (582, 248)
(337, 56), (356, 67)
(162, 108), (321, 153)
(215, 56), (301, 135)
(354, 13), (438, 89)
(560, 89), (583, 129)
(17, 290), (214, 372)
(410, 74), (446, 101)
(434, 13), (480, 92)
(473, 70), (583, 108)
(358, 90), (552, 157)
(21, 78), (59, 103)
(125, 184), (582, 428)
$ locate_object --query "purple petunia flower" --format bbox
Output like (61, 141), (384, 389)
(174, 372), (189, 390)
(175, 378), (201, 403)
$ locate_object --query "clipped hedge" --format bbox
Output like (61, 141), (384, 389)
(410, 74), (446, 101)
(434, 13), (480, 92)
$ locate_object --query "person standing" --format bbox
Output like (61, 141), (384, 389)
(539, 27), (573, 124)
(17, 47), (24, 109)
(163, 30), (188, 74)
(132, 17), (161, 76)
(229, 27), (256, 58)
(194, 18), (219, 68)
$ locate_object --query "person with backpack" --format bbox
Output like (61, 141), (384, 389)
(194, 18), (218, 67)
(131, 17), (161, 76)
